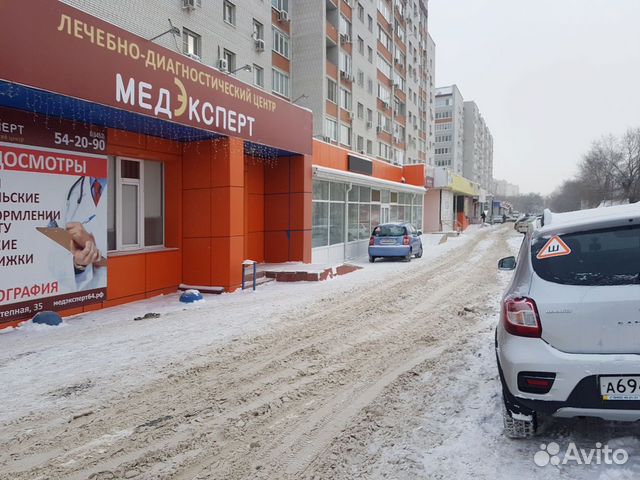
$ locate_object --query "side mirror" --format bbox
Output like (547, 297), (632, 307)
(498, 256), (517, 271)
(417, 230), (422, 236)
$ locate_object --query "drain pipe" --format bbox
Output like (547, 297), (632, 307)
(344, 183), (353, 262)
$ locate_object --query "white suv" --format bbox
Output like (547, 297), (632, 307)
(496, 203), (640, 438)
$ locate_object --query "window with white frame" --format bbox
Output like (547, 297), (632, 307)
(340, 123), (352, 147)
(378, 141), (392, 160)
(182, 28), (201, 57)
(252, 19), (264, 40)
(223, 49), (236, 73)
(339, 14), (352, 37)
(253, 64), (264, 87)
(377, 54), (392, 79)
(377, 83), (391, 103)
(272, 68), (290, 97)
(272, 27), (290, 58)
(327, 78), (337, 103)
(325, 118), (338, 141)
(340, 87), (352, 110)
(377, 25), (392, 51)
(107, 157), (164, 251)
(271, 0), (289, 13)
(339, 51), (352, 75)
(378, 0), (391, 22)
(223, 1), (236, 26)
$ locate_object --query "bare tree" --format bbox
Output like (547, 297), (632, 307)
(614, 128), (640, 203)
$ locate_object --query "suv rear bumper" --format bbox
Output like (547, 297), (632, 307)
(496, 328), (640, 419)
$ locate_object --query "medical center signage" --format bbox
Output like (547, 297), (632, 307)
(0, 107), (108, 323)
(0, 1), (312, 155)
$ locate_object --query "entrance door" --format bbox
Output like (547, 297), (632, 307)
(381, 205), (390, 224)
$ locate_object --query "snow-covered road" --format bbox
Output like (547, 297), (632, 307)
(1, 226), (639, 479)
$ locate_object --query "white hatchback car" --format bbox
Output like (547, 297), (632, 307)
(496, 203), (640, 438)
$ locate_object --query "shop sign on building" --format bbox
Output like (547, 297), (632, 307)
(0, 107), (108, 323)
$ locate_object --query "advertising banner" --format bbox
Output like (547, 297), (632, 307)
(0, 0), (313, 155)
(0, 107), (108, 323)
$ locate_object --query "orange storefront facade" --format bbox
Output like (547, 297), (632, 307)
(0, 1), (424, 327)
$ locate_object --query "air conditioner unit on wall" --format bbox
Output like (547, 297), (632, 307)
(254, 39), (265, 52)
(217, 58), (229, 72)
(340, 34), (352, 44)
(183, 0), (199, 10)
(278, 10), (289, 22)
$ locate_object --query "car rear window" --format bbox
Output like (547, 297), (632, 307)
(531, 224), (640, 286)
(372, 225), (406, 237)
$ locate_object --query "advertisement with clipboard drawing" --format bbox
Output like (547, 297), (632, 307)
(0, 106), (108, 324)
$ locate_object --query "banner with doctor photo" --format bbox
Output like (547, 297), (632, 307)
(0, 109), (108, 323)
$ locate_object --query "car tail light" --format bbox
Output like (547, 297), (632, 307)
(369, 236), (375, 246)
(403, 235), (410, 245)
(518, 372), (555, 394)
(502, 297), (542, 337)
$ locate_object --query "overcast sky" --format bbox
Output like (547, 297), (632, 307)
(429, 0), (640, 195)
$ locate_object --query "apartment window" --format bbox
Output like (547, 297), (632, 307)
(377, 112), (391, 132)
(367, 46), (373, 63)
(366, 108), (373, 122)
(394, 21), (405, 43)
(223, 1), (236, 26)
(182, 28), (201, 57)
(357, 3), (365, 21)
(340, 87), (352, 110)
(223, 49), (236, 73)
(272, 27), (290, 58)
(339, 15), (352, 37)
(357, 135), (364, 152)
(367, 14), (373, 32)
(339, 52), (352, 75)
(367, 78), (373, 94)
(357, 69), (364, 86)
(272, 0), (289, 13)
(253, 64), (264, 88)
(357, 36), (364, 55)
(325, 118), (338, 142)
(377, 54), (392, 79)
(108, 157), (164, 251)
(378, 26), (392, 51)
(340, 124), (352, 147)
(357, 102), (364, 119)
(378, 0), (391, 22)
(327, 78), (337, 103)
(253, 20), (264, 40)
(377, 83), (391, 103)
(272, 68), (290, 98)
(378, 141), (392, 161)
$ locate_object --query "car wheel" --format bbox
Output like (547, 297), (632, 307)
(369, 256), (376, 263)
(502, 402), (537, 439)
(404, 250), (412, 262)
(415, 247), (423, 258)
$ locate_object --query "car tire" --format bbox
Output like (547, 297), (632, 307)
(502, 402), (537, 439)
(404, 250), (412, 262)
(415, 247), (423, 258)
(369, 256), (376, 263)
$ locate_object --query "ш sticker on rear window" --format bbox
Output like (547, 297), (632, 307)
(536, 235), (572, 260)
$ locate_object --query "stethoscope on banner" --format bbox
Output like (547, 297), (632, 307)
(47, 176), (86, 228)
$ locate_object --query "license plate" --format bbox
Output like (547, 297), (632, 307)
(600, 376), (640, 400)
(380, 239), (396, 245)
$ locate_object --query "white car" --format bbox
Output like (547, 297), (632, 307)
(514, 215), (539, 234)
(496, 203), (640, 438)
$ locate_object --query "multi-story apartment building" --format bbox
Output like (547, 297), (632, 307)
(434, 84), (464, 175)
(292, 0), (432, 166)
(463, 101), (493, 191)
(60, 0), (293, 98)
(493, 179), (520, 198)
(425, 33), (436, 165)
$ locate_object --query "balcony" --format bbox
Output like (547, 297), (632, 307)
(326, 60), (338, 79)
(326, 22), (338, 46)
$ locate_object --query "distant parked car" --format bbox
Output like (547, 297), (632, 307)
(514, 215), (535, 233)
(496, 203), (640, 438)
(492, 217), (504, 224)
(368, 223), (423, 263)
